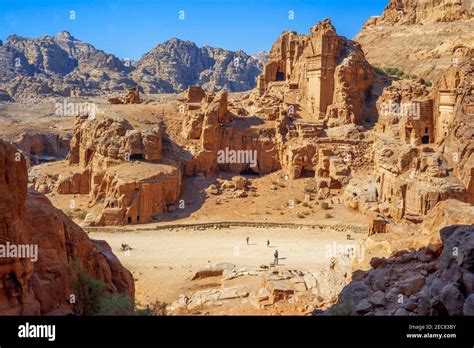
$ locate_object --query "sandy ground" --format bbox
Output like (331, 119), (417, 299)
(90, 225), (363, 308)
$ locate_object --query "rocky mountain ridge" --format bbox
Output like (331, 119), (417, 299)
(0, 32), (265, 100)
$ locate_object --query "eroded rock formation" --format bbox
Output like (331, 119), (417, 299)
(108, 87), (141, 104)
(178, 19), (374, 185)
(322, 220), (474, 316)
(257, 18), (373, 126)
(13, 132), (71, 167)
(356, 0), (474, 80)
(344, 53), (473, 225)
(0, 139), (134, 314)
(32, 115), (181, 226)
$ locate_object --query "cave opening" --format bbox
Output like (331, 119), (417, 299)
(127, 217), (132, 224)
(301, 168), (316, 178)
(240, 166), (259, 176)
(276, 71), (285, 81)
(422, 135), (430, 144)
(130, 153), (143, 160)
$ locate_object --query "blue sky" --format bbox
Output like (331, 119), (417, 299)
(0, 0), (388, 60)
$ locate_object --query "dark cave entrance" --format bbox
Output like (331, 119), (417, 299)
(301, 168), (316, 178)
(240, 166), (259, 176)
(422, 135), (430, 144)
(276, 71), (285, 81)
(130, 153), (143, 160)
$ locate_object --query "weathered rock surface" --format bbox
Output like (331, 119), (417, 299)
(108, 87), (141, 104)
(322, 223), (474, 316)
(352, 199), (474, 271)
(13, 132), (71, 167)
(132, 39), (264, 94)
(356, 0), (474, 81)
(344, 53), (473, 224)
(168, 255), (353, 314)
(30, 115), (181, 226)
(0, 33), (263, 100)
(0, 139), (134, 315)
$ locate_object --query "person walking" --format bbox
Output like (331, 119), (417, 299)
(267, 240), (270, 247)
(274, 250), (279, 265)
(246, 237), (249, 245)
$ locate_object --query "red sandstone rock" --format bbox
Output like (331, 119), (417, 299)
(0, 139), (134, 315)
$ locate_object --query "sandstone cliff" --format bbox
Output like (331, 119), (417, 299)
(355, 0), (474, 81)
(344, 52), (473, 226)
(31, 115), (181, 226)
(0, 139), (134, 314)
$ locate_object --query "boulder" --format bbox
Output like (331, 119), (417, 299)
(369, 290), (387, 307)
(463, 294), (474, 316)
(440, 284), (465, 316)
(355, 299), (372, 314)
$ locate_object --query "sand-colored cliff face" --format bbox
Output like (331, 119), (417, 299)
(344, 53), (473, 228)
(379, 0), (472, 24)
(180, 19), (374, 185)
(257, 19), (374, 126)
(434, 54), (474, 204)
(356, 0), (473, 81)
(31, 115), (181, 226)
(0, 139), (134, 315)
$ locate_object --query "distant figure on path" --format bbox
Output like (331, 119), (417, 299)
(246, 237), (249, 245)
(267, 240), (270, 247)
(274, 250), (279, 265)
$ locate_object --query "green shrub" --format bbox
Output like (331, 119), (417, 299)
(373, 66), (386, 75)
(72, 210), (88, 220)
(98, 292), (135, 315)
(70, 261), (107, 315)
(383, 66), (405, 78)
(70, 260), (138, 316)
